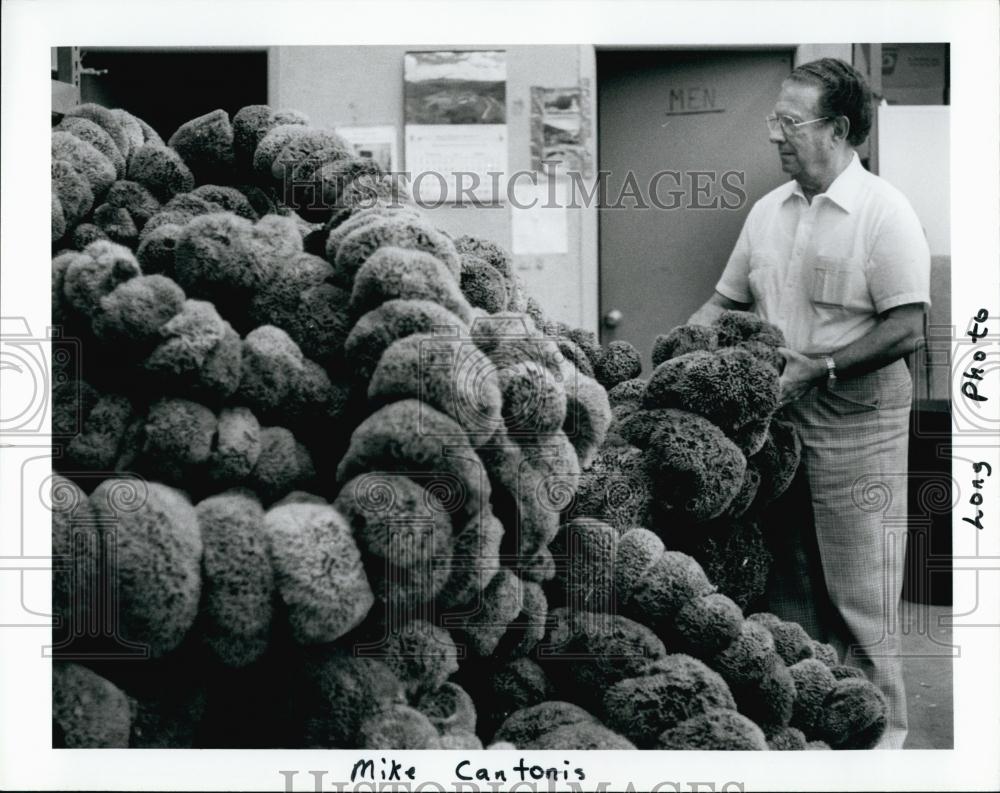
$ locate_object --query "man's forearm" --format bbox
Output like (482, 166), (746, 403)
(688, 291), (751, 326)
(778, 303), (925, 404)
(828, 304), (925, 380)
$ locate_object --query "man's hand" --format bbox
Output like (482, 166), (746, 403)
(687, 291), (751, 326)
(777, 347), (827, 405)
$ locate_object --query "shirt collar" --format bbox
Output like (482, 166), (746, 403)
(784, 151), (863, 213)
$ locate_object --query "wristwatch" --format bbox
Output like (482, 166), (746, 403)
(824, 355), (837, 385)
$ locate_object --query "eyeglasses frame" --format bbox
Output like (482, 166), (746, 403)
(765, 114), (833, 136)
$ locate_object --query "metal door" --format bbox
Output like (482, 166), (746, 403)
(598, 49), (794, 370)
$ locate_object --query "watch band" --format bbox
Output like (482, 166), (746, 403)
(824, 355), (837, 384)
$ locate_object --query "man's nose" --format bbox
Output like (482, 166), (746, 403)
(768, 126), (786, 144)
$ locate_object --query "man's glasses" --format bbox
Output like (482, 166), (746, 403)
(766, 114), (832, 136)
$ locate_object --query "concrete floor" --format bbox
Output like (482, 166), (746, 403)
(900, 601), (954, 749)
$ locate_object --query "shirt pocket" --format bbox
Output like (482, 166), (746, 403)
(809, 255), (856, 308)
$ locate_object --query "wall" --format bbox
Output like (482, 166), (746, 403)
(795, 43), (852, 66)
(878, 105), (952, 404)
(269, 45), (600, 332)
(878, 105), (950, 257)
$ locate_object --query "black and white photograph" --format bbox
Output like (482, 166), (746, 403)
(404, 50), (507, 125)
(530, 85), (592, 175)
(1, 1), (998, 792)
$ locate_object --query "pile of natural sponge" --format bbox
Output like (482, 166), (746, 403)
(50, 101), (885, 751)
(567, 310), (802, 612)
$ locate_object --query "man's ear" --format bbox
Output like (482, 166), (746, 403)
(832, 115), (851, 142)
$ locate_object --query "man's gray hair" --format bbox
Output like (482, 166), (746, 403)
(787, 57), (874, 146)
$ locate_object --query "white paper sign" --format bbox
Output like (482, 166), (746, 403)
(405, 123), (507, 204)
(510, 179), (568, 254)
(335, 125), (398, 173)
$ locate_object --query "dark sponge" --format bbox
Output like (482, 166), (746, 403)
(53, 662), (131, 747)
(196, 491), (274, 667)
(334, 216), (461, 285)
(603, 655), (736, 748)
(466, 658), (554, 742)
(336, 399), (489, 525)
(527, 721), (635, 749)
(190, 184), (258, 219)
(788, 658), (838, 734)
(687, 517), (772, 611)
(416, 681), (477, 736)
(568, 443), (654, 534)
(167, 109), (235, 185)
(540, 608), (667, 713)
(713, 309), (785, 349)
(666, 592), (744, 659)
(750, 417), (802, 506)
(656, 708), (768, 750)
(334, 472), (453, 609)
(493, 700), (596, 747)
(344, 299), (469, 382)
(296, 647), (403, 747)
(358, 704), (442, 749)
(350, 245), (471, 323)
(767, 725), (808, 750)
(652, 324), (719, 367)
(105, 180), (162, 229)
(642, 409), (747, 522)
(747, 612), (815, 666)
(711, 620), (780, 687)
(52, 159), (95, 227)
(729, 660), (796, 732)
(818, 677), (888, 749)
(127, 144), (196, 201)
(460, 253), (509, 313)
(377, 619), (460, 699)
(644, 347), (780, 434)
(594, 340), (642, 389)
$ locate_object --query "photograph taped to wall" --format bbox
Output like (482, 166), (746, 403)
(405, 49), (508, 202)
(336, 125), (399, 172)
(3, 1), (999, 791)
(530, 84), (593, 176)
(404, 50), (507, 124)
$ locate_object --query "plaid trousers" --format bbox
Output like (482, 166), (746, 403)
(766, 358), (912, 749)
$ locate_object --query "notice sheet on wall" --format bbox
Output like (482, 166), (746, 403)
(510, 179), (568, 255)
(404, 50), (508, 204)
(335, 125), (398, 173)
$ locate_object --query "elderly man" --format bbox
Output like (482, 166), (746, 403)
(689, 58), (930, 749)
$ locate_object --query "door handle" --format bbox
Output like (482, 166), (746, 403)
(603, 309), (624, 328)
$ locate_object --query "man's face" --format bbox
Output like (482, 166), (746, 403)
(769, 80), (836, 181)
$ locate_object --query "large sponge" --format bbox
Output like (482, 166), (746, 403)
(263, 502), (373, 643)
(88, 479), (202, 657)
(167, 109), (235, 184)
(53, 662), (131, 747)
(196, 491), (274, 667)
(602, 655), (737, 748)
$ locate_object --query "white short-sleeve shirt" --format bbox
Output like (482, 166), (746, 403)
(715, 152), (931, 355)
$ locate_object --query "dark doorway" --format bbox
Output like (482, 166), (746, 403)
(79, 48), (268, 141)
(597, 49), (794, 369)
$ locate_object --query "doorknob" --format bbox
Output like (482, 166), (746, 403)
(603, 309), (624, 328)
